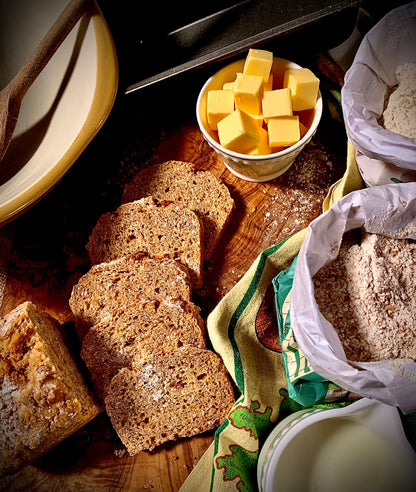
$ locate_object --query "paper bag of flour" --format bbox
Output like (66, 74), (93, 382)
(290, 182), (416, 414)
(341, 2), (416, 186)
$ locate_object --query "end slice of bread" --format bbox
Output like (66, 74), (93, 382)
(0, 302), (101, 477)
(86, 197), (203, 288)
(105, 346), (235, 454)
(69, 252), (192, 339)
(122, 161), (234, 259)
(80, 298), (206, 401)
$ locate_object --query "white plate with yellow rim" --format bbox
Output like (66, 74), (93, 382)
(0, 0), (118, 226)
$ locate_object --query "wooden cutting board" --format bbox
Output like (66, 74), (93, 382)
(0, 76), (347, 491)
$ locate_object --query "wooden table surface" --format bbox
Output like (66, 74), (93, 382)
(0, 44), (348, 491)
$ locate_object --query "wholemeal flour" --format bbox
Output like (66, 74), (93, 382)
(313, 230), (416, 362)
(382, 63), (416, 138)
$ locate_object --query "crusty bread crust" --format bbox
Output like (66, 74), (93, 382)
(122, 161), (234, 259)
(81, 298), (206, 402)
(86, 197), (204, 288)
(69, 252), (192, 339)
(105, 346), (235, 454)
(0, 302), (101, 477)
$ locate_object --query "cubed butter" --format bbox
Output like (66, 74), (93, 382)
(250, 113), (264, 127)
(243, 48), (273, 82)
(217, 109), (260, 153)
(207, 90), (235, 130)
(262, 88), (293, 121)
(268, 116), (300, 147)
(264, 73), (273, 91)
(299, 121), (308, 139)
(233, 73), (263, 115)
(223, 81), (235, 91)
(283, 68), (320, 111)
(247, 127), (271, 155)
(223, 73), (242, 91)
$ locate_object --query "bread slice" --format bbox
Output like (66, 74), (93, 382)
(0, 302), (101, 477)
(105, 346), (235, 454)
(86, 196), (203, 289)
(122, 161), (234, 259)
(81, 299), (206, 402)
(69, 252), (192, 338)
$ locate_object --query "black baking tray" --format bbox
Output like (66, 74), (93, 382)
(98, 0), (406, 94)
(99, 0), (362, 92)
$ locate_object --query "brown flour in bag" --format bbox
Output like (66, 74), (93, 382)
(381, 63), (416, 138)
(313, 230), (416, 362)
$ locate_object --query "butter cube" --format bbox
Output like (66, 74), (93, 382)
(223, 81), (235, 91)
(233, 73), (263, 115)
(262, 88), (293, 121)
(254, 115), (265, 127)
(299, 121), (308, 139)
(223, 73), (242, 91)
(248, 113), (264, 127)
(207, 90), (235, 130)
(268, 116), (300, 147)
(283, 68), (320, 111)
(243, 48), (273, 82)
(217, 109), (260, 153)
(247, 127), (271, 155)
(264, 73), (273, 91)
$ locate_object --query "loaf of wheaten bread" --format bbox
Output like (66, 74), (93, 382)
(80, 299), (206, 402)
(105, 346), (235, 454)
(0, 302), (101, 477)
(69, 252), (192, 339)
(122, 160), (235, 259)
(86, 196), (203, 288)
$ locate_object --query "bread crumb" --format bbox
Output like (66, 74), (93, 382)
(114, 447), (127, 457)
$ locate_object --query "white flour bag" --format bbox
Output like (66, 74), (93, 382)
(341, 2), (416, 186)
(290, 182), (416, 414)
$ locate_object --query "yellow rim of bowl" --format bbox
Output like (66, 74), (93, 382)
(0, 0), (119, 226)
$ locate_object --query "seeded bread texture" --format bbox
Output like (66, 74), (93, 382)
(86, 196), (203, 288)
(105, 346), (235, 454)
(80, 299), (206, 402)
(122, 160), (235, 259)
(0, 302), (101, 477)
(69, 252), (192, 339)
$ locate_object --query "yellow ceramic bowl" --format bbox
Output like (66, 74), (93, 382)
(196, 57), (322, 182)
(0, 0), (118, 225)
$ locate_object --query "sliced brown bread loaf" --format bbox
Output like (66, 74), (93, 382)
(86, 196), (203, 289)
(69, 252), (192, 339)
(0, 302), (101, 477)
(122, 160), (235, 259)
(105, 345), (235, 454)
(80, 298), (206, 402)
